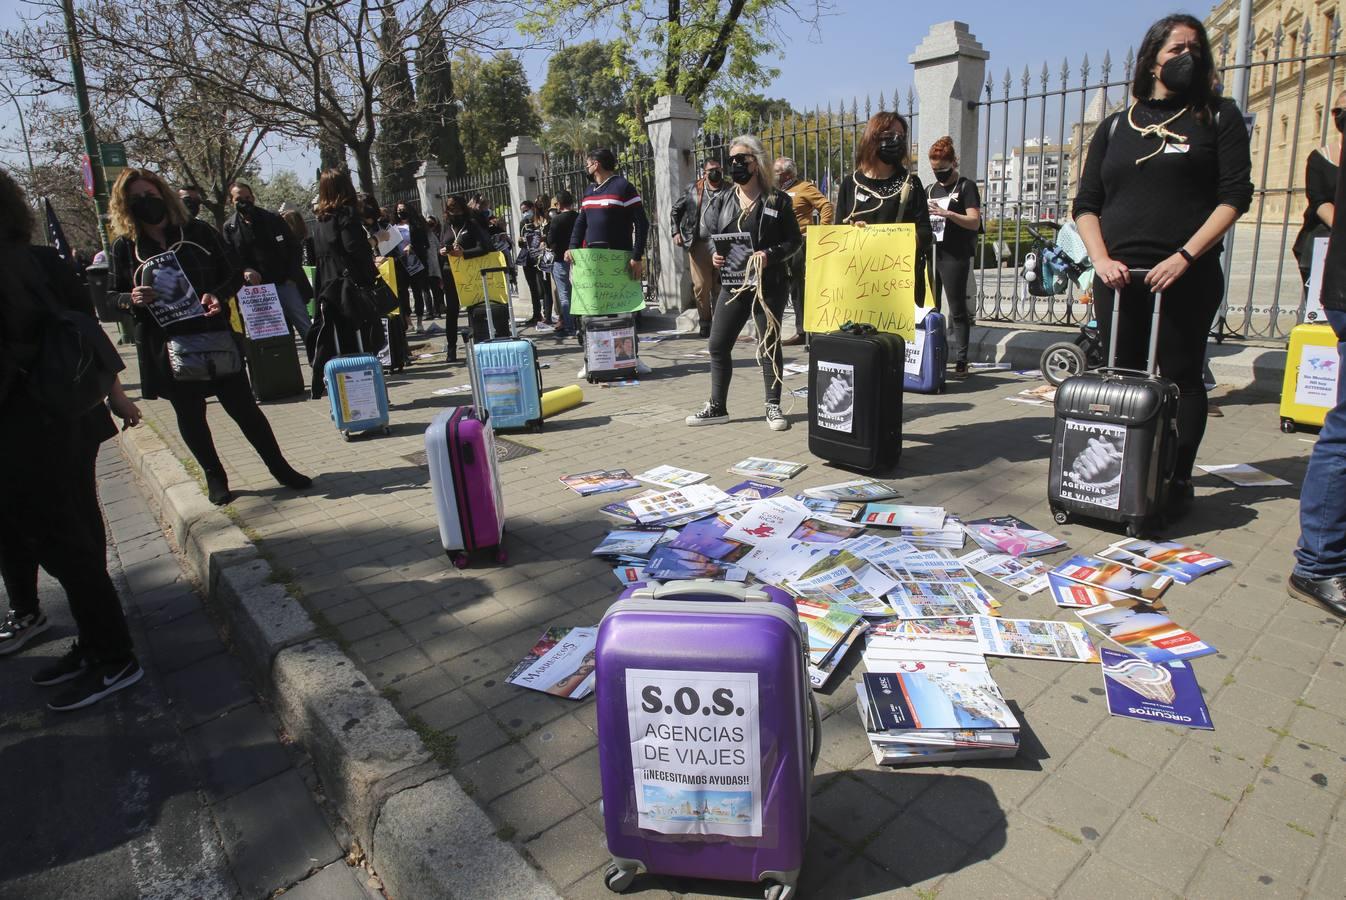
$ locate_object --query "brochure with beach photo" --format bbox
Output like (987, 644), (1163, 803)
(972, 615), (1099, 663)
(959, 549), (1052, 595)
(506, 627), (598, 700)
(634, 465), (710, 489)
(591, 529), (666, 560)
(1052, 554), (1173, 603)
(560, 469), (641, 496)
(1102, 539), (1231, 584)
(1074, 598), (1216, 663)
(800, 479), (900, 502)
(1100, 648), (1213, 730)
(728, 457), (808, 483)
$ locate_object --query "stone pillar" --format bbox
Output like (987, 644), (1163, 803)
(909, 21), (989, 188)
(645, 95), (702, 316)
(415, 160), (447, 217)
(501, 135), (545, 245)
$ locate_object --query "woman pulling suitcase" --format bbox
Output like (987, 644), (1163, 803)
(1073, 13), (1253, 519)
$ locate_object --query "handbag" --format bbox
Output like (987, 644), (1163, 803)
(166, 330), (243, 381)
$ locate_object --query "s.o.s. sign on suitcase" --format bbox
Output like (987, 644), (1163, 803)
(1048, 270), (1178, 538)
(595, 580), (819, 899)
(424, 325), (506, 568)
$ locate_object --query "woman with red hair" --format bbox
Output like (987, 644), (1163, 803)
(926, 135), (982, 376)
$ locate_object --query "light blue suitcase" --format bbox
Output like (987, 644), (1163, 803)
(324, 330), (391, 440)
(903, 309), (948, 394)
(471, 267), (543, 432)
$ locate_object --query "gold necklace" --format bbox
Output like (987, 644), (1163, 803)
(1126, 102), (1189, 165)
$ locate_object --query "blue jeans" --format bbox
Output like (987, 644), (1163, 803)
(552, 261), (574, 334)
(1295, 308), (1346, 579)
(275, 279), (313, 337)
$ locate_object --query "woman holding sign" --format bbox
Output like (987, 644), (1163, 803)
(685, 135), (801, 431)
(834, 111), (933, 309)
(109, 168), (310, 506)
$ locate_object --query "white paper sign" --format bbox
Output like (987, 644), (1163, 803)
(904, 326), (927, 376)
(1304, 236), (1330, 324)
(237, 284), (289, 340)
(588, 326), (637, 371)
(336, 367), (380, 422)
(626, 668), (762, 837)
(930, 196), (952, 242)
(139, 250), (206, 328)
(1294, 342), (1340, 408)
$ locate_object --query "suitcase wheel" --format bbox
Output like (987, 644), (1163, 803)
(1051, 508), (1069, 526)
(1125, 520), (1146, 539)
(451, 552), (470, 569)
(341, 431), (352, 442)
(495, 547), (509, 564)
(1280, 417), (1297, 434)
(604, 863), (636, 893)
(382, 426), (391, 436)
(765, 883), (797, 900)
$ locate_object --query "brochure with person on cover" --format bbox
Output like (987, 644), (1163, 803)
(1074, 598), (1216, 663)
(963, 515), (1067, 557)
(506, 627), (598, 700)
(1100, 648), (1213, 730)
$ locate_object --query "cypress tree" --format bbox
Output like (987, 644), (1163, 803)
(416, 8), (466, 178)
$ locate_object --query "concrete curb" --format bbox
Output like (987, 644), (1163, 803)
(119, 425), (561, 900)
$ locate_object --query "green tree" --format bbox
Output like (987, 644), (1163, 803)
(374, 6), (420, 196)
(251, 170), (316, 215)
(415, 8), (466, 178)
(455, 50), (541, 174)
(524, 0), (828, 139)
(703, 94), (795, 135)
(539, 40), (629, 147)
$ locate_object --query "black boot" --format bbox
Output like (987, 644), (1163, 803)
(204, 468), (232, 506)
(268, 462), (312, 491)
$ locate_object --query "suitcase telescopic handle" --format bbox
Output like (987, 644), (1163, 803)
(1102, 267), (1163, 377)
(477, 267), (517, 340)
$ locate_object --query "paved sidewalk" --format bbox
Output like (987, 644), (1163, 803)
(0, 443), (376, 900)
(116, 319), (1345, 898)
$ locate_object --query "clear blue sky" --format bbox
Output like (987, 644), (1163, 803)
(0, 0), (1212, 179)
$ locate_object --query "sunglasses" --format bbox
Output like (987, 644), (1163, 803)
(729, 153), (756, 165)
(1334, 107), (1344, 116)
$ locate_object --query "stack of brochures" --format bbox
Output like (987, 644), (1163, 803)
(626, 484), (734, 526)
(728, 457), (808, 483)
(796, 598), (868, 688)
(634, 465), (710, 489)
(856, 666), (1020, 765)
(559, 469), (641, 496)
(900, 515), (967, 550)
(800, 479), (900, 502)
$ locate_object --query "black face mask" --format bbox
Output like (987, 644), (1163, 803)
(181, 196), (201, 218)
(933, 167), (955, 184)
(878, 138), (906, 166)
(449, 213), (466, 226)
(1334, 110), (1346, 134)
(235, 199), (255, 216)
(705, 168), (723, 185)
(728, 161), (753, 185)
(131, 195), (167, 226)
(1159, 52), (1198, 95)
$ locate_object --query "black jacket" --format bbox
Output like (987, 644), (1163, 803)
(835, 168), (934, 306)
(1319, 141), (1346, 312)
(223, 206), (313, 300)
(307, 206), (386, 397)
(442, 215), (496, 260)
(111, 219), (244, 400)
(670, 180), (726, 246)
(702, 187), (802, 289)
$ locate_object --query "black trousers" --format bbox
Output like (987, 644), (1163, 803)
(429, 275), (446, 318)
(409, 270), (431, 321)
(167, 374), (289, 479)
(931, 249), (974, 363)
(522, 265), (549, 322)
(788, 255), (807, 337)
(0, 408), (131, 662)
(708, 281), (788, 407)
(442, 276), (461, 352)
(1092, 255), (1225, 481)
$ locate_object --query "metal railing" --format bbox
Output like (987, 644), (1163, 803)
(973, 20), (1345, 341)
(443, 167), (512, 219)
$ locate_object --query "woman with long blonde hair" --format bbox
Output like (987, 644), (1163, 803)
(108, 167), (310, 506)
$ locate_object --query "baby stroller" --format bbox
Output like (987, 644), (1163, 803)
(1018, 223), (1097, 385)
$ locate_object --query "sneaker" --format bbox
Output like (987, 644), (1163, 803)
(0, 611), (49, 656)
(634, 359), (652, 375)
(953, 361), (969, 378)
(576, 365), (588, 379)
(424, 322), (445, 335)
(686, 401), (729, 426)
(32, 642), (88, 686)
(47, 656), (143, 712)
(765, 402), (790, 431)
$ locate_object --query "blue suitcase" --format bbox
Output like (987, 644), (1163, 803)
(471, 267), (544, 432)
(324, 330), (391, 440)
(903, 310), (948, 394)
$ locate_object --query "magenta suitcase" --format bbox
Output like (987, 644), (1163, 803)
(595, 580), (819, 899)
(424, 328), (506, 568)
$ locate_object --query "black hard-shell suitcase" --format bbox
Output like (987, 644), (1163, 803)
(583, 314), (638, 382)
(245, 334), (305, 401)
(1047, 273), (1179, 538)
(808, 323), (904, 473)
(468, 301), (512, 344)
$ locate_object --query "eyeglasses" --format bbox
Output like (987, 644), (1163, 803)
(729, 153), (756, 165)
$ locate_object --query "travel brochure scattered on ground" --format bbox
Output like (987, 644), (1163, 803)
(534, 465), (1233, 765)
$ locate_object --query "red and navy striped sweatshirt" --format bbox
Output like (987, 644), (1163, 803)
(568, 174), (649, 258)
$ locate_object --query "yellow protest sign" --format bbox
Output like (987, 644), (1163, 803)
(378, 257), (398, 295)
(803, 223), (917, 342)
(449, 251), (510, 307)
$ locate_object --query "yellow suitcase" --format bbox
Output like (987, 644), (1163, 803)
(1279, 323), (1341, 432)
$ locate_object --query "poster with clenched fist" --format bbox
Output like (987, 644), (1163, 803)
(1058, 419), (1126, 510)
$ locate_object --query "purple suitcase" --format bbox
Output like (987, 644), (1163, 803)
(595, 580), (819, 899)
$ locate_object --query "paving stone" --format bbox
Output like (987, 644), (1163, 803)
(183, 703), (293, 802)
(487, 774), (583, 842)
(213, 769), (343, 898)
(1020, 775), (1126, 847)
(142, 611), (226, 674)
(977, 810), (1089, 895)
(521, 811), (608, 889)
(281, 861), (377, 900)
(1059, 852), (1176, 900)
(552, 746), (603, 807)
(1186, 848), (1306, 899)
(810, 772), (901, 847)
(162, 651), (255, 728)
(1096, 810), (1211, 888)
(1216, 805), (1321, 885)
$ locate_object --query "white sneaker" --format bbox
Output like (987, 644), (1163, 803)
(765, 402), (790, 431)
(634, 359), (652, 375)
(577, 365), (588, 379)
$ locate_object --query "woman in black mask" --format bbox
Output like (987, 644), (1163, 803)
(834, 111), (933, 308)
(685, 135), (801, 431)
(108, 168), (309, 506)
(1074, 13), (1252, 519)
(442, 194), (497, 360)
(1293, 90), (1346, 290)
(926, 136), (982, 377)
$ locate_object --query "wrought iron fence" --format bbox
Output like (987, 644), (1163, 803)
(443, 166), (512, 219)
(973, 19), (1346, 342)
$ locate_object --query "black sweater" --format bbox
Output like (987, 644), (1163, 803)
(1073, 96), (1253, 267)
(1293, 147), (1337, 268)
(834, 168), (934, 306)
